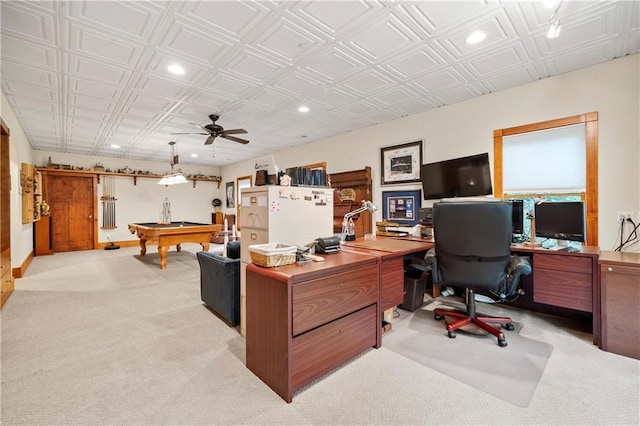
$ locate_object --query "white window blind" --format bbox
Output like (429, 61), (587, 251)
(503, 123), (586, 194)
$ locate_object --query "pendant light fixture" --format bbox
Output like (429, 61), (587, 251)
(158, 141), (188, 186)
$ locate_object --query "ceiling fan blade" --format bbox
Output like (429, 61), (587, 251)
(221, 134), (250, 144)
(220, 128), (247, 135)
(170, 132), (209, 135)
(189, 122), (210, 131)
(204, 135), (216, 145)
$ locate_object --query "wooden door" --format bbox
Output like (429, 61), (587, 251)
(47, 173), (96, 252)
(1, 117), (14, 308)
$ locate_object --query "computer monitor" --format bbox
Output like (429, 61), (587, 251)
(420, 152), (493, 200)
(418, 207), (433, 226)
(511, 199), (524, 235)
(535, 201), (586, 244)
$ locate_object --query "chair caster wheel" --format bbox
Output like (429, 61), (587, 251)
(447, 331), (456, 338)
(498, 339), (508, 347)
(435, 313), (443, 321)
(503, 323), (515, 331)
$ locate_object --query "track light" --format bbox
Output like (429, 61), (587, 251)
(547, 18), (561, 39)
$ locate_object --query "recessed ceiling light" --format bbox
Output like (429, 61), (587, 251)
(190, 153), (198, 158)
(110, 144), (120, 149)
(168, 64), (185, 75)
(465, 31), (487, 45)
(543, 0), (559, 8)
(298, 105), (309, 113)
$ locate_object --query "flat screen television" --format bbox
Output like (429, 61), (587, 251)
(420, 152), (493, 200)
(511, 199), (524, 235)
(535, 201), (586, 243)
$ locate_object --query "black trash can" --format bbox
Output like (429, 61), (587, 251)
(400, 266), (429, 311)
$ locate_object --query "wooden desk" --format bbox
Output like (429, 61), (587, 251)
(341, 237), (434, 320)
(511, 244), (600, 344)
(128, 222), (221, 269)
(598, 251), (640, 359)
(246, 251), (380, 403)
(345, 236), (601, 344)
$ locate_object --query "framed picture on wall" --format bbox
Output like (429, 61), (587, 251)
(382, 190), (421, 226)
(380, 140), (423, 185)
(226, 182), (235, 208)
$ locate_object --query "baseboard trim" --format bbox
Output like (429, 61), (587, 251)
(97, 240), (138, 249)
(12, 250), (34, 278)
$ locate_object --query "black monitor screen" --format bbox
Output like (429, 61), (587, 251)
(420, 153), (492, 200)
(535, 201), (586, 242)
(511, 199), (524, 234)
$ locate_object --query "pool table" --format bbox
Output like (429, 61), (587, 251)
(128, 222), (222, 269)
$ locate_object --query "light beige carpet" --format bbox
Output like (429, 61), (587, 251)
(384, 300), (553, 407)
(3, 246), (639, 425)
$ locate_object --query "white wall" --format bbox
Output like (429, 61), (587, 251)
(2, 91), (35, 266)
(4, 54), (640, 269)
(30, 150), (224, 244)
(2, 90), (223, 267)
(222, 54), (640, 252)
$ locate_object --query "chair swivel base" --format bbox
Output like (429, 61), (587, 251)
(434, 308), (514, 347)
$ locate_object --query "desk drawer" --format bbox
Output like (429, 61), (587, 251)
(240, 228), (268, 263)
(292, 266), (378, 336)
(292, 305), (377, 390)
(241, 192), (268, 229)
(535, 253), (592, 274)
(534, 268), (592, 312)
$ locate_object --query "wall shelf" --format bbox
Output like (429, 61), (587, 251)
(36, 167), (222, 188)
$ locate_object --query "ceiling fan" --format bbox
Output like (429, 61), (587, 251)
(171, 114), (249, 145)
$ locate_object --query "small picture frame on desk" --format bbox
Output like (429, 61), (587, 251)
(380, 140), (423, 185)
(382, 190), (421, 226)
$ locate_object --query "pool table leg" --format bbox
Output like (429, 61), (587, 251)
(158, 245), (169, 269)
(139, 239), (147, 256)
(200, 242), (210, 252)
(176, 243), (182, 252)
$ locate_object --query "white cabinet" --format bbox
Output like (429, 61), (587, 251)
(239, 185), (333, 336)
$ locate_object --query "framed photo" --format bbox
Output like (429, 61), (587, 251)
(382, 190), (421, 226)
(380, 140), (423, 185)
(226, 182), (235, 208)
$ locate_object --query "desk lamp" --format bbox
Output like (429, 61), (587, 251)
(342, 200), (377, 241)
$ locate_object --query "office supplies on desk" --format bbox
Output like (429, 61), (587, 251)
(315, 236), (341, 254)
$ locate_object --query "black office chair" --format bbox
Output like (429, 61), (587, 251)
(431, 201), (531, 347)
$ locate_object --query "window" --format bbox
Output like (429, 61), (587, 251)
(493, 112), (598, 246)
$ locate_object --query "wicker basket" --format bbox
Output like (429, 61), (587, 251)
(248, 243), (297, 267)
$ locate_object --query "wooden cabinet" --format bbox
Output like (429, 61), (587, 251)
(246, 252), (379, 402)
(329, 167), (373, 238)
(1, 118), (14, 308)
(599, 251), (640, 360)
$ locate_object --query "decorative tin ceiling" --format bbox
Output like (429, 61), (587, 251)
(1, 1), (638, 166)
